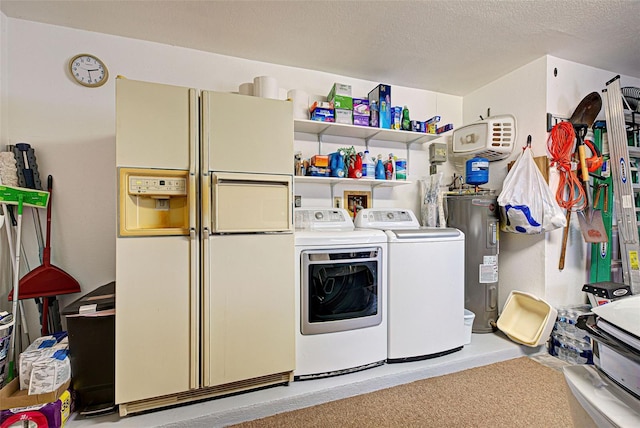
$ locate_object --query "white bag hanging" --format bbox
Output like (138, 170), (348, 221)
(497, 142), (566, 234)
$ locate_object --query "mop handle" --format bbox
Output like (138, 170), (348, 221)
(7, 195), (23, 381)
(43, 175), (52, 264)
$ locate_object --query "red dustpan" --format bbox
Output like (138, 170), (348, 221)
(9, 175), (81, 301)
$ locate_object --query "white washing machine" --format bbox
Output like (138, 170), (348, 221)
(294, 208), (388, 380)
(355, 208), (465, 362)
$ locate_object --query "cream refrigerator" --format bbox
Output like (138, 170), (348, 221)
(115, 78), (295, 415)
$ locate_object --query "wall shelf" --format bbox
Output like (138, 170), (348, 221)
(294, 176), (412, 187)
(293, 119), (444, 147)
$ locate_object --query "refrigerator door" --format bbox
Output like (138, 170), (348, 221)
(211, 172), (293, 233)
(201, 91), (293, 174)
(202, 233), (295, 387)
(115, 79), (200, 404)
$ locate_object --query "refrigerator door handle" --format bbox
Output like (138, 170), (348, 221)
(201, 173), (212, 387)
(189, 225), (199, 389)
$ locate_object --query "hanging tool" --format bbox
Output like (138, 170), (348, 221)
(574, 125), (608, 243)
(604, 76), (640, 293)
(568, 92), (607, 243)
(548, 122), (582, 269)
(0, 184), (49, 382)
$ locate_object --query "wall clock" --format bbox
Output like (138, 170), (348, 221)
(68, 53), (109, 87)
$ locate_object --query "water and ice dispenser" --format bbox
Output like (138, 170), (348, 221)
(118, 167), (190, 236)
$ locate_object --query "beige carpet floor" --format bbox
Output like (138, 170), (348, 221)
(230, 357), (574, 427)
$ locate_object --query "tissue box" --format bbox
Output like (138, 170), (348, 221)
(368, 84), (391, 128)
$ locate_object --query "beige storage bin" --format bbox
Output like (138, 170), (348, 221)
(497, 291), (557, 347)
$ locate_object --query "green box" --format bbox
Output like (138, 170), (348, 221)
(328, 83), (353, 110)
(330, 94), (353, 110)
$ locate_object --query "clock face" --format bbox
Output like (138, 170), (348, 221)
(69, 54), (109, 87)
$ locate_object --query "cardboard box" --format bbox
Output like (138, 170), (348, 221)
(1, 388), (71, 427)
(328, 83), (353, 111)
(335, 109), (353, 125)
(311, 155), (329, 167)
(310, 108), (334, 122)
(368, 84), (391, 128)
(328, 83), (352, 98)
(353, 115), (369, 126)
(0, 377), (70, 410)
(353, 97), (370, 125)
(329, 95), (352, 110)
(353, 98), (370, 115)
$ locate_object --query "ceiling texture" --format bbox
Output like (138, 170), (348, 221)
(2, 0), (639, 96)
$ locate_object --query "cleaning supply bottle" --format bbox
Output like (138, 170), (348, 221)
(354, 153), (363, 178)
(361, 151), (368, 177)
(375, 154), (385, 180)
(401, 105), (411, 131)
(385, 153), (394, 180)
(366, 151), (375, 178)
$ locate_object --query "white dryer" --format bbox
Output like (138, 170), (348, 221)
(355, 208), (465, 362)
(294, 208), (387, 380)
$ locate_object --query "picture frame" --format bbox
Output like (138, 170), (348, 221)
(343, 190), (371, 218)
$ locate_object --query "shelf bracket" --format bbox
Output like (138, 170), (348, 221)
(317, 125), (331, 154)
(364, 131), (382, 151)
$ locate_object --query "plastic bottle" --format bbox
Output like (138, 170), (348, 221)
(401, 105), (411, 130)
(361, 151), (369, 177)
(375, 154), (385, 180)
(354, 153), (363, 178)
(385, 153), (396, 180)
(366, 151), (376, 178)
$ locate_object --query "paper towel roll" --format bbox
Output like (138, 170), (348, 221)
(239, 82), (254, 96)
(288, 89), (310, 119)
(253, 76), (279, 99)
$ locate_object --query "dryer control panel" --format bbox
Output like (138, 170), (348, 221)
(354, 208), (420, 229)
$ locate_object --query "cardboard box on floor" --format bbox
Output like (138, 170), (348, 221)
(0, 377), (70, 410)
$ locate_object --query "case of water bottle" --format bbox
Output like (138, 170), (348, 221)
(548, 304), (593, 365)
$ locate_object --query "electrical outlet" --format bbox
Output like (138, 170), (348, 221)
(333, 197), (341, 208)
(294, 195), (302, 207)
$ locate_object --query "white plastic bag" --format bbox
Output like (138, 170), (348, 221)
(497, 147), (566, 234)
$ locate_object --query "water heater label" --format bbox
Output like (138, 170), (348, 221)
(479, 255), (498, 283)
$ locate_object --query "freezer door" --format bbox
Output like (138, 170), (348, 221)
(201, 91), (293, 174)
(202, 233), (295, 387)
(210, 172), (293, 233)
(116, 78), (195, 170)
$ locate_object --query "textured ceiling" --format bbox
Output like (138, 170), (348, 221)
(2, 0), (639, 95)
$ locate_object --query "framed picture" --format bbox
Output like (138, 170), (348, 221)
(343, 190), (371, 218)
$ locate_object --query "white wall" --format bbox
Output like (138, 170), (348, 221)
(0, 11), (10, 314)
(463, 55), (640, 310)
(0, 18), (461, 333)
(544, 56), (640, 305)
(463, 57), (550, 310)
